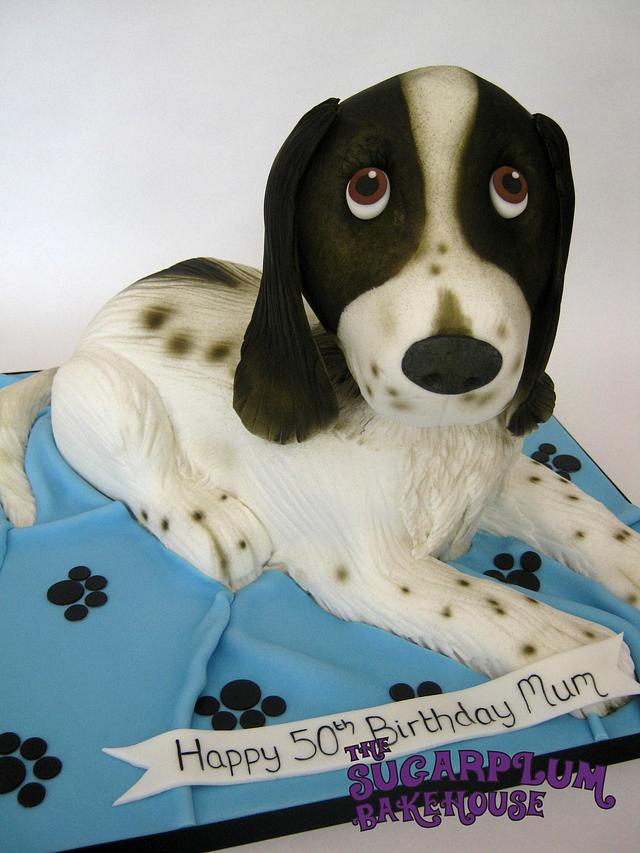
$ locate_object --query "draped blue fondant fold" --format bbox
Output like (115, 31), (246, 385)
(1, 372), (638, 851)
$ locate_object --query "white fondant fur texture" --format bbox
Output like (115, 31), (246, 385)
(1, 67), (638, 715)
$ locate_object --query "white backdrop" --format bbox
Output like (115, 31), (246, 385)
(1, 3), (639, 850)
(1, 0), (638, 501)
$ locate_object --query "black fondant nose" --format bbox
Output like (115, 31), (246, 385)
(401, 335), (502, 395)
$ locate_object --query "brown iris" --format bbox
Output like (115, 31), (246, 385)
(491, 166), (528, 203)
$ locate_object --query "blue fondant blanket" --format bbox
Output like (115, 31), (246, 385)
(1, 373), (639, 851)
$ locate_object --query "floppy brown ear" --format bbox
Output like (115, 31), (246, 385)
(234, 98), (340, 443)
(507, 113), (575, 436)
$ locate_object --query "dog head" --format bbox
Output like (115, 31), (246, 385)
(234, 66), (574, 442)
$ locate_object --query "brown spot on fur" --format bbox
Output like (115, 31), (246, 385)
(575, 530), (585, 539)
(391, 400), (411, 411)
(511, 355), (523, 375)
(400, 586), (411, 595)
(457, 578), (471, 587)
(161, 517), (169, 531)
(583, 630), (596, 639)
(567, 494), (579, 501)
(522, 644), (536, 656)
(529, 476), (541, 483)
(496, 322), (508, 340)
(365, 384), (373, 396)
(371, 363), (379, 377)
(141, 509), (148, 522)
(220, 493), (228, 501)
(430, 264), (442, 276)
(336, 566), (349, 582)
(206, 342), (231, 361)
(142, 305), (172, 330)
(627, 594), (638, 605)
(381, 312), (395, 336)
(464, 391), (495, 405)
(192, 510), (205, 522)
(239, 540), (247, 550)
(615, 529), (630, 542)
(437, 242), (448, 254)
(433, 288), (472, 336)
(386, 387), (399, 397)
(167, 332), (193, 355)
(486, 597), (499, 606)
(494, 607), (506, 615)
(474, 391), (495, 406)
(441, 606), (452, 618)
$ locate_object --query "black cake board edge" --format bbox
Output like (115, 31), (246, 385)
(58, 734), (640, 853)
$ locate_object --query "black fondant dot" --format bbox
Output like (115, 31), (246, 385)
(0, 732), (20, 755)
(506, 570), (540, 591)
(355, 173), (379, 197)
(261, 696), (287, 717)
(220, 679), (261, 711)
(20, 738), (47, 761)
(211, 711), (237, 730)
(520, 551), (542, 572)
(85, 575), (107, 591)
(18, 782), (46, 808)
(557, 470), (572, 481)
(47, 580), (84, 606)
(417, 681), (443, 697)
(85, 591), (108, 608)
(553, 454), (581, 473)
(65, 604), (88, 622)
(33, 756), (62, 780)
(484, 570), (507, 582)
(539, 443), (556, 454)
(531, 451), (549, 463)
(195, 696), (220, 716)
(68, 566), (91, 581)
(389, 683), (415, 701)
(502, 172), (522, 194)
(0, 756), (26, 794)
(240, 710), (266, 729)
(493, 553), (514, 570)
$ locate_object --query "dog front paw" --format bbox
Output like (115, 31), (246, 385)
(509, 608), (635, 717)
(135, 482), (273, 588)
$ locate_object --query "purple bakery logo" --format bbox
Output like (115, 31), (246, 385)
(344, 738), (614, 830)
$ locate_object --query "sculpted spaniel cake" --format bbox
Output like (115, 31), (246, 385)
(1, 66), (639, 851)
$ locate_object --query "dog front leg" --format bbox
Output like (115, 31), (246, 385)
(291, 551), (633, 715)
(480, 455), (640, 607)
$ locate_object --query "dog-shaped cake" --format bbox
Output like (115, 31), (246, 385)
(1, 67), (639, 710)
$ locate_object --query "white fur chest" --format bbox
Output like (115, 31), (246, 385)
(398, 421), (522, 560)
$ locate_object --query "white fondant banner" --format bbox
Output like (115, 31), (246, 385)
(104, 635), (639, 805)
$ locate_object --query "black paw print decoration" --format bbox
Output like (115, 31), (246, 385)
(389, 680), (443, 701)
(47, 565), (108, 621)
(530, 443), (582, 481)
(0, 732), (62, 808)
(485, 551), (542, 591)
(195, 679), (287, 730)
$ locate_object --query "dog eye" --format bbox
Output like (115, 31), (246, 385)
(346, 167), (390, 219)
(489, 166), (528, 218)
